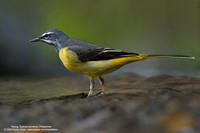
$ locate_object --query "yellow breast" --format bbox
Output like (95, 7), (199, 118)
(59, 47), (82, 73)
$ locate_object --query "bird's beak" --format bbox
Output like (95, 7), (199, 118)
(29, 37), (41, 43)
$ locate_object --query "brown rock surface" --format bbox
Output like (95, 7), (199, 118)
(0, 73), (200, 133)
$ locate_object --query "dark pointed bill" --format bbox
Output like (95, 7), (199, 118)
(29, 37), (41, 43)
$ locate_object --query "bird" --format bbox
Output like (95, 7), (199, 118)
(30, 29), (195, 96)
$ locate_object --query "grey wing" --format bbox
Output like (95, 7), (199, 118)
(67, 38), (139, 62)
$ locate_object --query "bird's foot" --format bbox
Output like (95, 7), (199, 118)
(87, 90), (94, 97)
(96, 91), (105, 96)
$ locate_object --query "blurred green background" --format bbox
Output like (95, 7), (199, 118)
(0, 0), (199, 76)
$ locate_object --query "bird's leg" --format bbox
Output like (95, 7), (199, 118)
(88, 79), (94, 96)
(98, 76), (105, 95)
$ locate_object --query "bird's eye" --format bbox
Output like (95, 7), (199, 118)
(41, 34), (49, 39)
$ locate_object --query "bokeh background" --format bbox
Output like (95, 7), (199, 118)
(1, 1), (200, 133)
(0, 0), (199, 77)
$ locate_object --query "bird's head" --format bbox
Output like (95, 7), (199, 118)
(30, 29), (69, 48)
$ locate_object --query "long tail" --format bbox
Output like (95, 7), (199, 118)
(146, 54), (195, 60)
(110, 54), (195, 67)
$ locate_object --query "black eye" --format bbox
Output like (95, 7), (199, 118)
(41, 34), (49, 40)
(41, 34), (49, 39)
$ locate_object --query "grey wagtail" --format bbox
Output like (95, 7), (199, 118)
(30, 29), (195, 96)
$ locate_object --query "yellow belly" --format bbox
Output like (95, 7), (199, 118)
(59, 47), (147, 78)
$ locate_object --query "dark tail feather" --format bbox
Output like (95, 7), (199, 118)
(147, 54), (195, 60)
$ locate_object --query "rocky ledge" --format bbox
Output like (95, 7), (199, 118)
(0, 73), (200, 133)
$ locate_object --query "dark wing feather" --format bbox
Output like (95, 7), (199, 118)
(66, 38), (139, 62)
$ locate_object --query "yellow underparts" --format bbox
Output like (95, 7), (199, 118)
(59, 47), (148, 78)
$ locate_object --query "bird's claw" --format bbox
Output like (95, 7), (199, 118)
(96, 91), (105, 96)
(87, 90), (93, 97)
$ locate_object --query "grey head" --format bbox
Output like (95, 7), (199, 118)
(30, 29), (70, 52)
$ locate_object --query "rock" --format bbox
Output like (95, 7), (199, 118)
(0, 73), (200, 133)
